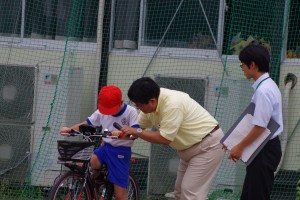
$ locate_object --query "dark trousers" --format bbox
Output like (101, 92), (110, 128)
(241, 136), (282, 200)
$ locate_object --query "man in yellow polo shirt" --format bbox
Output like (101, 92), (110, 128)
(121, 77), (224, 200)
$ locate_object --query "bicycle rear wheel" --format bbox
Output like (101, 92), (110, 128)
(48, 171), (92, 200)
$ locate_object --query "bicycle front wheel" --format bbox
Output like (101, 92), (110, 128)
(48, 171), (92, 200)
(127, 173), (140, 200)
(98, 173), (140, 200)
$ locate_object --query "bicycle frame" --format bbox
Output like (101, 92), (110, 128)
(60, 160), (115, 199)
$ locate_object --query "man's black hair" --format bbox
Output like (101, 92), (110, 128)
(128, 77), (160, 104)
(239, 43), (270, 72)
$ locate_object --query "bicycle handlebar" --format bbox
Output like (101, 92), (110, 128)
(68, 123), (134, 140)
(113, 122), (135, 139)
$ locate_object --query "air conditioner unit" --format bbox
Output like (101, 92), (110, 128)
(0, 123), (32, 184)
(0, 64), (36, 123)
(30, 65), (83, 187)
(148, 75), (252, 195)
(155, 75), (207, 107)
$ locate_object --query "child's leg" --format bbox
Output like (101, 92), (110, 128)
(90, 154), (102, 186)
(76, 162), (84, 167)
(90, 154), (101, 169)
(114, 184), (127, 200)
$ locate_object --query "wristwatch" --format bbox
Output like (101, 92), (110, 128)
(136, 128), (143, 136)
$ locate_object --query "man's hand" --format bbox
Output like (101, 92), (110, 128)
(60, 127), (72, 137)
(228, 144), (244, 163)
(222, 144), (228, 151)
(111, 130), (122, 137)
(120, 126), (138, 138)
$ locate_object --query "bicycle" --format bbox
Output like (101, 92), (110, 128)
(47, 123), (140, 200)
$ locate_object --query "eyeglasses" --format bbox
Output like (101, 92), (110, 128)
(133, 102), (148, 109)
(134, 103), (142, 109)
(240, 63), (247, 68)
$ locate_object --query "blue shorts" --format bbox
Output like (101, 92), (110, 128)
(94, 143), (131, 188)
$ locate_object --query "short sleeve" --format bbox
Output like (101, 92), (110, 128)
(138, 112), (153, 129)
(128, 107), (139, 127)
(159, 108), (183, 141)
(87, 110), (102, 127)
(253, 90), (273, 127)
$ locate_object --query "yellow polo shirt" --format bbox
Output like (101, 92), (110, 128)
(138, 88), (218, 150)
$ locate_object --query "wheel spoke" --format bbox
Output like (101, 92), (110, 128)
(126, 175), (140, 200)
(48, 172), (91, 200)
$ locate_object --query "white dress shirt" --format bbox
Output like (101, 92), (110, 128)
(251, 73), (283, 139)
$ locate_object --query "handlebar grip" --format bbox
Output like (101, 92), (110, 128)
(113, 122), (135, 140)
(113, 122), (122, 130)
(70, 129), (80, 136)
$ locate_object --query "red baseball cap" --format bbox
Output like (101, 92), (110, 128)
(98, 85), (122, 115)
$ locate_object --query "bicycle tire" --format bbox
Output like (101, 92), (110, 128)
(97, 173), (140, 200)
(105, 182), (115, 199)
(127, 173), (140, 200)
(48, 171), (92, 200)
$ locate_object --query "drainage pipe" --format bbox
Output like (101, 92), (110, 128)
(276, 73), (297, 173)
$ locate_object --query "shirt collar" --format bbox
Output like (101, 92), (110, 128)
(252, 73), (269, 91)
(112, 103), (127, 117)
(155, 88), (164, 113)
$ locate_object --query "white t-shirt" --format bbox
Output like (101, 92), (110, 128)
(87, 104), (139, 147)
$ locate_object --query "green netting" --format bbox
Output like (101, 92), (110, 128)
(0, 0), (299, 199)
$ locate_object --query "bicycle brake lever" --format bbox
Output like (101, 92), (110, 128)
(70, 132), (75, 136)
(113, 122), (122, 130)
(113, 123), (125, 138)
(70, 129), (81, 136)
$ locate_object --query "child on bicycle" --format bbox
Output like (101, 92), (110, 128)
(60, 85), (139, 200)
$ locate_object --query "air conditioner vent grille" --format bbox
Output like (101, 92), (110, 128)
(0, 65), (35, 123)
(0, 124), (31, 183)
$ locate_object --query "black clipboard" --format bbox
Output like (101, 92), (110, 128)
(220, 102), (280, 165)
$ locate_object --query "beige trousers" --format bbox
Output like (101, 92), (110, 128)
(174, 129), (224, 200)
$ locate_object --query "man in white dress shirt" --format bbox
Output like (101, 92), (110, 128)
(228, 43), (283, 200)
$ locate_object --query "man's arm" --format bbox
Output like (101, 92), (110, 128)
(228, 125), (266, 162)
(120, 127), (171, 145)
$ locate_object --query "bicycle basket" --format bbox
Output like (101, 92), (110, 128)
(57, 140), (95, 162)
